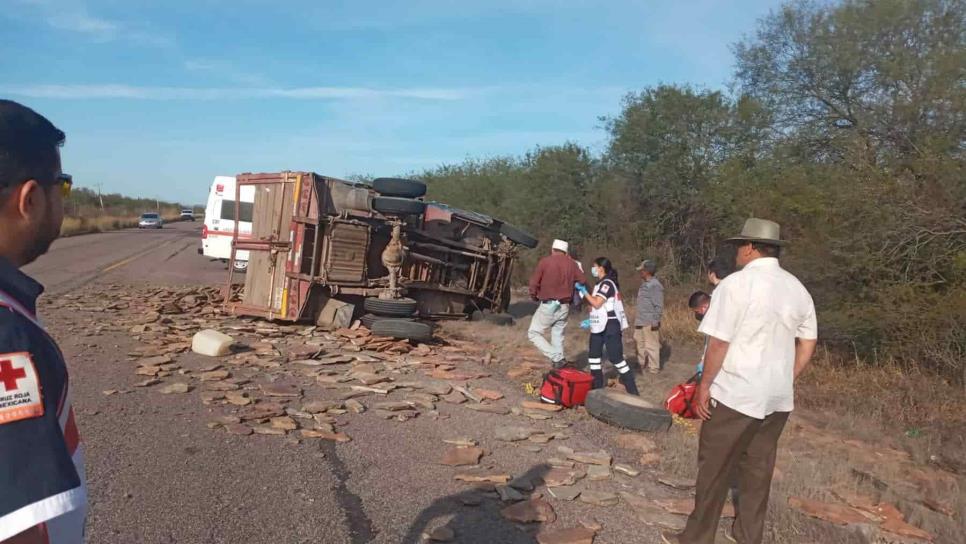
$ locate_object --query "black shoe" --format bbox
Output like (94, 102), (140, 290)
(619, 373), (639, 395)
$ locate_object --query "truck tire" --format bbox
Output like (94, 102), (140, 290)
(371, 319), (434, 342)
(360, 313), (414, 329)
(364, 297), (418, 317)
(372, 196), (426, 216)
(499, 223), (539, 249)
(584, 389), (672, 432)
(373, 178), (427, 198)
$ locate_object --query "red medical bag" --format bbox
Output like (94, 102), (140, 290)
(665, 373), (701, 419)
(539, 368), (594, 407)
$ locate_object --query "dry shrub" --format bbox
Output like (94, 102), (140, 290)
(60, 214), (182, 237)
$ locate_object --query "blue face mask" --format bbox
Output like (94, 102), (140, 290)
(591, 267), (600, 279)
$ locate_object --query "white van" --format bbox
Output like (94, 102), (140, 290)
(200, 176), (253, 272)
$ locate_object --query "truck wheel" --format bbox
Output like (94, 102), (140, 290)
(584, 389), (672, 432)
(360, 313), (414, 329)
(499, 223), (538, 249)
(372, 196), (426, 216)
(373, 178), (427, 198)
(232, 260), (249, 273)
(371, 319), (434, 342)
(363, 297), (418, 317)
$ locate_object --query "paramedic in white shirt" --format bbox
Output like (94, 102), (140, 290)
(663, 218), (818, 544)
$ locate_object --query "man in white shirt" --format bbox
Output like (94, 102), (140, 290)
(663, 218), (818, 544)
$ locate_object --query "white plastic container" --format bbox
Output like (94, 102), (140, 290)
(192, 329), (234, 357)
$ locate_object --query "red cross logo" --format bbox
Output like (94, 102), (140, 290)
(0, 359), (27, 392)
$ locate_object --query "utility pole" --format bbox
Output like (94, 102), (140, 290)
(94, 183), (105, 212)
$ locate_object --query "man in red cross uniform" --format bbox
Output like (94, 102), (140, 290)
(0, 100), (85, 544)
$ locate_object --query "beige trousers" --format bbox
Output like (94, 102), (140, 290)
(633, 326), (661, 371)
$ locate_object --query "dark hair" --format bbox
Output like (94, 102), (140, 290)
(0, 100), (65, 192)
(750, 241), (781, 258)
(688, 290), (711, 309)
(707, 254), (734, 280)
(593, 257), (619, 287)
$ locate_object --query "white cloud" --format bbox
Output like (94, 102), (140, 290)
(0, 83), (475, 101)
(14, 0), (173, 46)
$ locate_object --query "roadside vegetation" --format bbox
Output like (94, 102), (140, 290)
(420, 0), (966, 387)
(62, 187), (199, 237)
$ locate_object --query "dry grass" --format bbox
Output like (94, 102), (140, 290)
(60, 214), (182, 237)
(442, 297), (966, 544)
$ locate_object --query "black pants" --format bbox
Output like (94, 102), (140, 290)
(588, 320), (638, 394)
(589, 320), (624, 362)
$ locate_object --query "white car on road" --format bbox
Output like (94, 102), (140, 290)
(138, 212), (163, 229)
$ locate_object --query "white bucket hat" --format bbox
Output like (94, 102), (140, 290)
(551, 239), (569, 253)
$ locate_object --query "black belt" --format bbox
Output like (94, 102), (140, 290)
(541, 299), (570, 304)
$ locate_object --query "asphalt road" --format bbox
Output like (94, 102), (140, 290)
(22, 222), (684, 544)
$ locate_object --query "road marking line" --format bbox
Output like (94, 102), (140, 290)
(101, 238), (179, 273)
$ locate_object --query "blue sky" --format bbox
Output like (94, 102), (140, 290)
(1, 0), (778, 204)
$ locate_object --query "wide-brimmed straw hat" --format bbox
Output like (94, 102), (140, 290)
(726, 218), (786, 246)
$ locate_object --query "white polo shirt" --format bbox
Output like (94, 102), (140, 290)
(698, 257), (817, 419)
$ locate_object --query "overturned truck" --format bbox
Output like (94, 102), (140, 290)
(225, 172), (537, 341)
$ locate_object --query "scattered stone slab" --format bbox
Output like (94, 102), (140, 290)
(787, 497), (869, 525)
(444, 437), (478, 447)
(302, 400), (343, 413)
(474, 388), (504, 401)
(135, 378), (161, 387)
(548, 458), (575, 469)
(880, 517), (934, 542)
(225, 391), (252, 406)
(501, 498), (557, 524)
(199, 369), (230, 381)
(587, 465), (611, 481)
(252, 426), (287, 436)
(421, 382), (453, 396)
(547, 486), (581, 501)
(301, 430), (351, 442)
(270, 416), (298, 431)
(260, 383), (302, 398)
(225, 424), (253, 436)
(496, 426), (537, 442)
(465, 404), (510, 415)
(497, 485), (526, 502)
(455, 473), (512, 484)
(523, 400), (563, 412)
(543, 468), (585, 487)
(536, 526), (596, 544)
(205, 380), (240, 391)
(613, 464), (640, 477)
(344, 399), (366, 414)
(658, 476), (695, 490)
(568, 451), (612, 466)
(639, 453), (661, 466)
(159, 382), (190, 394)
(440, 447), (485, 467)
(620, 492), (687, 531)
(375, 401), (415, 412)
(580, 491), (619, 507)
(442, 392), (467, 404)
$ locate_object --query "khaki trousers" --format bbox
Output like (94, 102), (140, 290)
(680, 402), (789, 544)
(633, 326), (661, 370)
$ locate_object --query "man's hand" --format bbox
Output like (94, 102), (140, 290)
(693, 383), (713, 420)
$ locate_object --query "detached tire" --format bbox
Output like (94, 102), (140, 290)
(360, 313), (414, 329)
(372, 196), (426, 216)
(484, 313), (515, 326)
(584, 389), (672, 432)
(373, 178), (427, 198)
(371, 319), (434, 342)
(499, 223), (538, 249)
(364, 297), (418, 317)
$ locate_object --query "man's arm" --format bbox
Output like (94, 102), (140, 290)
(694, 336), (729, 420)
(794, 338), (817, 379)
(528, 260), (544, 300)
(572, 260), (587, 285)
(653, 282), (664, 321)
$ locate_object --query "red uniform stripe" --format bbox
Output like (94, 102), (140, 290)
(63, 408), (80, 456)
